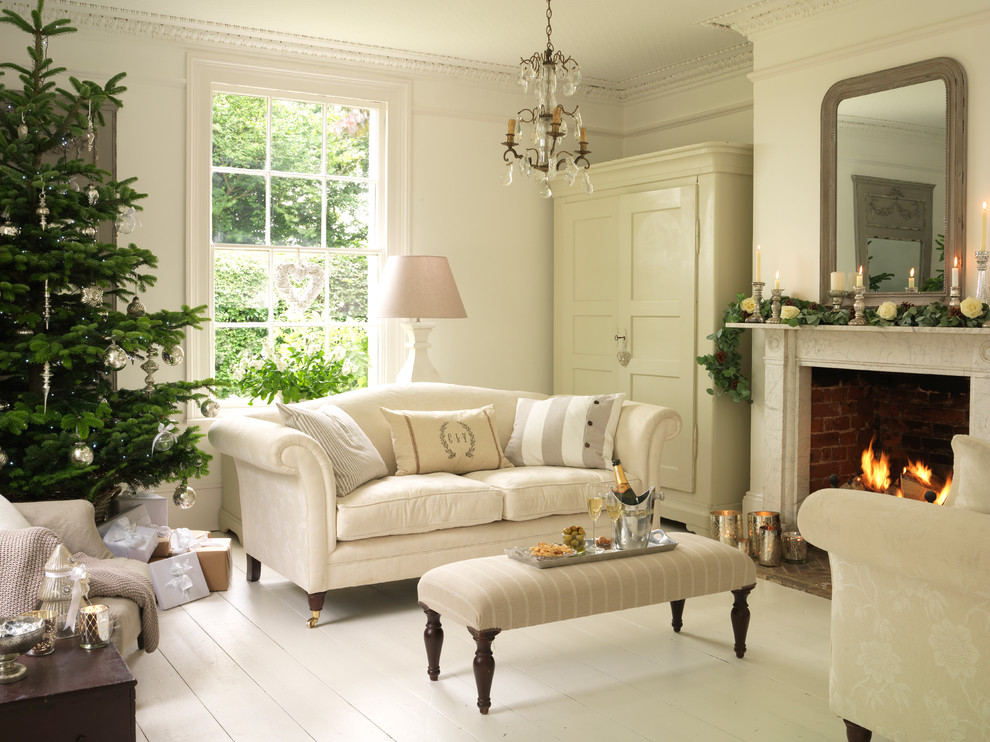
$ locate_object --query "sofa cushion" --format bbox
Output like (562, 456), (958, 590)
(505, 393), (625, 469)
(465, 466), (645, 522)
(336, 472), (504, 540)
(0, 494), (32, 529)
(944, 434), (990, 514)
(381, 405), (512, 476)
(278, 402), (388, 496)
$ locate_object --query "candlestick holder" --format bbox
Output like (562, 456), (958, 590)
(745, 281), (765, 323)
(849, 286), (867, 325)
(828, 289), (846, 311)
(905, 286), (918, 293)
(767, 288), (783, 324)
(948, 286), (961, 308)
(976, 251), (989, 304)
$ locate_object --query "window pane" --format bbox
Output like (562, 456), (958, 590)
(212, 172), (266, 244)
(271, 176), (321, 247)
(326, 181), (371, 249)
(271, 99), (322, 174)
(215, 326), (267, 398)
(327, 106), (370, 177)
(330, 325), (370, 390)
(327, 253), (370, 321)
(214, 250), (269, 323)
(212, 94), (266, 169)
(273, 252), (325, 322)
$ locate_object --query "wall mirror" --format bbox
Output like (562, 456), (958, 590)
(820, 57), (966, 304)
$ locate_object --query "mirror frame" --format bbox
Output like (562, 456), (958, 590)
(820, 57), (967, 305)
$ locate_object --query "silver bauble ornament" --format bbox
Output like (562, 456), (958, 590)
(81, 286), (104, 307)
(104, 342), (129, 370)
(86, 183), (99, 206)
(126, 296), (146, 316)
(69, 440), (94, 467)
(173, 484), (197, 509)
(80, 225), (97, 239)
(0, 220), (19, 237)
(200, 398), (220, 418)
(162, 345), (184, 366)
(0, 447), (8, 467)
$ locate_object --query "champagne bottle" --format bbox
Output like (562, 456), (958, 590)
(612, 459), (640, 505)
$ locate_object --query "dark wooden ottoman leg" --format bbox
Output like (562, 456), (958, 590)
(468, 627), (501, 715)
(246, 554), (261, 581)
(419, 605), (444, 681)
(730, 584), (755, 658)
(670, 599), (685, 633)
(843, 719), (873, 741)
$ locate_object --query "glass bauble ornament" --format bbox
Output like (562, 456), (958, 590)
(69, 440), (94, 467)
(162, 345), (184, 366)
(17, 122), (28, 139)
(0, 219), (19, 237)
(81, 286), (104, 307)
(104, 342), (128, 370)
(86, 184), (99, 206)
(0, 447), (8, 467)
(126, 296), (146, 316)
(173, 484), (197, 509)
(200, 398), (220, 418)
(153, 429), (176, 453)
(80, 225), (97, 239)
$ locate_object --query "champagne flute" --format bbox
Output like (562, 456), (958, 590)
(586, 489), (603, 552)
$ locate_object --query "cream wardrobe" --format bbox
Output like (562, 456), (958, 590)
(553, 143), (753, 535)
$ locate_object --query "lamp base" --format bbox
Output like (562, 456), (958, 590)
(395, 321), (442, 383)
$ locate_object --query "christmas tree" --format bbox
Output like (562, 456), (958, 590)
(0, 0), (215, 520)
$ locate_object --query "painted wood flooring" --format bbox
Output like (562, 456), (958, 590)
(126, 534), (890, 741)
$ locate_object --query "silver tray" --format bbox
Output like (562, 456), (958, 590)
(505, 529), (678, 569)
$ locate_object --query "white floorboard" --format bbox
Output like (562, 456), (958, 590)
(124, 533), (890, 742)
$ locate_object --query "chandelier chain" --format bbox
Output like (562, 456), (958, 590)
(545, 0), (553, 52)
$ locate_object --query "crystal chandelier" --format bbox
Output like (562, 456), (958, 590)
(501, 0), (592, 199)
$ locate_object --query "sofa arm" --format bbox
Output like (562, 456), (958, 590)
(207, 415), (339, 592)
(612, 402), (682, 493)
(798, 488), (990, 601)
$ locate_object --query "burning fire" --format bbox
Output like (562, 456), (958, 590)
(859, 438), (951, 503)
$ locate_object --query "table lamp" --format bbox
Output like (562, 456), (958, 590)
(375, 255), (467, 382)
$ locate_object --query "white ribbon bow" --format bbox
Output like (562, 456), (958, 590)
(107, 517), (143, 545)
(41, 564), (89, 632)
(169, 527), (206, 554)
(165, 560), (194, 597)
(151, 422), (176, 454)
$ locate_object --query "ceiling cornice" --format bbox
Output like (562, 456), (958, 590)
(11, 0), (754, 103)
(701, 0), (859, 37)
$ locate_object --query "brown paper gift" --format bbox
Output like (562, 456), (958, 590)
(195, 538), (232, 592)
(151, 536), (170, 559)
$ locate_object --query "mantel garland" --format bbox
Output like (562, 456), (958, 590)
(697, 293), (990, 404)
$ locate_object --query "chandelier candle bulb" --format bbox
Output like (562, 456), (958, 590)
(830, 271), (845, 291)
(579, 127), (587, 144)
(506, 119), (515, 138)
(552, 106), (561, 124)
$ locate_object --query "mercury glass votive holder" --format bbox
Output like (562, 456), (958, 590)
(78, 604), (110, 649)
(782, 531), (808, 563)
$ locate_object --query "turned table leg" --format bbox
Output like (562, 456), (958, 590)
(843, 719), (873, 741)
(468, 627), (501, 715)
(730, 584), (754, 658)
(419, 605), (444, 681)
(670, 599), (685, 633)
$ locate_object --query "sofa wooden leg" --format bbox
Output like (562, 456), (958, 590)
(670, 599), (685, 632)
(730, 584), (754, 658)
(468, 627), (501, 715)
(843, 719), (872, 741)
(419, 604), (443, 681)
(246, 554), (261, 582)
(306, 591), (326, 628)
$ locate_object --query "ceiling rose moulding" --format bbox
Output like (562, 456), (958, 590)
(701, 0), (859, 37)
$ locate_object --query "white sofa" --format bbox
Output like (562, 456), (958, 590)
(208, 383), (681, 626)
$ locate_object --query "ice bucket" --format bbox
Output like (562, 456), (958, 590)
(614, 488), (662, 550)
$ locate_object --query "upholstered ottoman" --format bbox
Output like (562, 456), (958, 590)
(417, 531), (757, 713)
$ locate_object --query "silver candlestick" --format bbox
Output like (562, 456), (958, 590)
(767, 288), (783, 324)
(849, 286), (867, 325)
(745, 281), (765, 323)
(976, 251), (989, 304)
(948, 286), (961, 308)
(828, 289), (846, 311)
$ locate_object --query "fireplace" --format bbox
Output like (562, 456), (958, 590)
(754, 325), (990, 525)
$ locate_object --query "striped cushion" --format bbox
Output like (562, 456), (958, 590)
(277, 402), (388, 496)
(504, 394), (624, 469)
(417, 532), (756, 631)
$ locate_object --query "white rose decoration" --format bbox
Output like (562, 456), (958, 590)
(780, 305), (799, 321)
(877, 301), (898, 321)
(960, 296), (984, 319)
(740, 297), (757, 314)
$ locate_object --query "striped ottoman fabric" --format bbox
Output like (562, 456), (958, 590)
(417, 532), (757, 714)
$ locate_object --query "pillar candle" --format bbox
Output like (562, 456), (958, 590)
(830, 271), (845, 291)
(856, 266), (863, 288)
(755, 245), (761, 283)
(908, 267), (915, 289)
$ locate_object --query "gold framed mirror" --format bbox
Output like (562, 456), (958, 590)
(820, 57), (966, 305)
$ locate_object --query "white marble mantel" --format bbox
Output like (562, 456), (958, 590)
(732, 324), (990, 526)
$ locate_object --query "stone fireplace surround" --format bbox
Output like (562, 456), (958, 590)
(746, 325), (990, 527)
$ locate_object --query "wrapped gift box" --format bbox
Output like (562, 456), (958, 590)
(149, 551), (210, 610)
(195, 538), (232, 591)
(115, 492), (168, 527)
(169, 528), (210, 554)
(101, 516), (158, 562)
(151, 528), (171, 559)
(98, 504), (152, 537)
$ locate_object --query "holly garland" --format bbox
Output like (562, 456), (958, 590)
(697, 293), (990, 403)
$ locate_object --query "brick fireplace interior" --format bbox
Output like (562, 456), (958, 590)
(809, 368), (970, 495)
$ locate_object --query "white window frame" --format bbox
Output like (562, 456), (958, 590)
(186, 55), (410, 419)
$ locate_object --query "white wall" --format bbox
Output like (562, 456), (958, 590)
(745, 0), (990, 506)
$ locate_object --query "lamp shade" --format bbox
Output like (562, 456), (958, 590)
(375, 255), (467, 319)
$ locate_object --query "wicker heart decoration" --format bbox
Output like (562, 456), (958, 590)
(274, 262), (324, 313)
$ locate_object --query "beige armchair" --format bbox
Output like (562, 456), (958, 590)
(798, 488), (990, 741)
